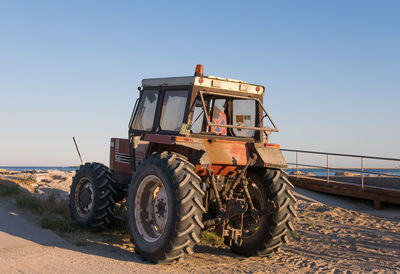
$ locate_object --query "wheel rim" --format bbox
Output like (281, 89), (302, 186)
(75, 177), (94, 217)
(134, 175), (169, 243)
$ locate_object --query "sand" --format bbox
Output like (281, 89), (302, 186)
(1, 169), (399, 272)
(0, 169), (74, 202)
(170, 197), (400, 273)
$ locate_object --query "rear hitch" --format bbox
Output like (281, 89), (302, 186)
(203, 198), (247, 229)
(226, 153), (258, 199)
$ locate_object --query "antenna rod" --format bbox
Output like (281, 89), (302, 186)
(73, 137), (85, 165)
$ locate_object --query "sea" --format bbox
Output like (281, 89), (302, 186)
(1, 166), (400, 176)
(285, 168), (400, 177)
(0, 166), (78, 172)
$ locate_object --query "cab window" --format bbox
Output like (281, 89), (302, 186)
(189, 94), (257, 137)
(190, 100), (205, 133)
(159, 90), (188, 131)
(232, 99), (256, 137)
(132, 90), (158, 131)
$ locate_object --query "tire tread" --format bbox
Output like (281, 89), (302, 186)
(128, 152), (205, 264)
(69, 162), (117, 231)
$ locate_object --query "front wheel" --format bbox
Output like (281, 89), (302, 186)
(127, 152), (205, 263)
(230, 169), (297, 256)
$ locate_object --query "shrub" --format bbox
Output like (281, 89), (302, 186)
(0, 183), (20, 196)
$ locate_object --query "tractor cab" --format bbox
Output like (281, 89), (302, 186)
(110, 65), (287, 180)
(129, 64), (278, 141)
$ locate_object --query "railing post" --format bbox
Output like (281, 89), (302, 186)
(361, 157), (364, 189)
(327, 154), (329, 184)
(296, 151), (299, 179)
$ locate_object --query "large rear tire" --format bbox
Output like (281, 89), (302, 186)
(69, 162), (117, 230)
(127, 152), (205, 264)
(230, 169), (297, 256)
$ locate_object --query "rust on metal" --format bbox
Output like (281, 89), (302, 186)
(204, 140), (248, 166)
(254, 144), (287, 168)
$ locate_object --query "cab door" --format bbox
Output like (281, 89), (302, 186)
(129, 89), (160, 169)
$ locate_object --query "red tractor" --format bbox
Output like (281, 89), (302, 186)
(69, 65), (296, 263)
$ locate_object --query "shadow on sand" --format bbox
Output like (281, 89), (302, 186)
(0, 184), (244, 266)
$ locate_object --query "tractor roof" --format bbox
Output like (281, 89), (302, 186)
(142, 75), (265, 96)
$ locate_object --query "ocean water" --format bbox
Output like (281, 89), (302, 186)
(285, 168), (400, 177)
(2, 166), (400, 177)
(0, 166), (78, 172)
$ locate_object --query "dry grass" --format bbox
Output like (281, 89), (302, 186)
(0, 179), (79, 233)
(1, 178), (222, 249)
(200, 230), (224, 246)
(0, 182), (20, 196)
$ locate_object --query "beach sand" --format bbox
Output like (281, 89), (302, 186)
(1, 169), (399, 272)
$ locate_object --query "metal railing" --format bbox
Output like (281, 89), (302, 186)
(281, 148), (400, 189)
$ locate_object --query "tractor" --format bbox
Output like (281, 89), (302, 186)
(69, 65), (296, 263)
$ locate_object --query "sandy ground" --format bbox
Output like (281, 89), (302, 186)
(1, 170), (400, 273)
(0, 169), (74, 201)
(174, 198), (400, 273)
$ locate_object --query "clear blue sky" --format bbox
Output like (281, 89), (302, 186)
(0, 1), (399, 167)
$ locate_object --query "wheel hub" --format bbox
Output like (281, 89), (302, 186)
(154, 187), (168, 229)
(75, 178), (94, 217)
(134, 175), (169, 243)
(155, 199), (166, 217)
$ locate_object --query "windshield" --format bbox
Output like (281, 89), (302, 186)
(189, 91), (277, 138)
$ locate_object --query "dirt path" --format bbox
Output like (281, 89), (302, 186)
(0, 198), (167, 274)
